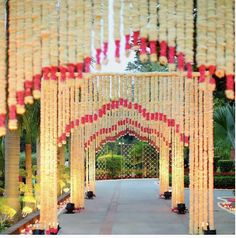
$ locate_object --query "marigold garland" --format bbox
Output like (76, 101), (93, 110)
(24, 0), (33, 105)
(148, 0), (158, 63)
(225, 0), (235, 99)
(76, 0), (84, 77)
(16, 0), (25, 114)
(0, 0), (233, 232)
(102, 0), (109, 64)
(0, 0), (6, 136)
(130, 0), (140, 51)
(94, 0), (102, 70)
(167, 0), (176, 70)
(215, 0), (225, 78)
(185, 0), (194, 78)
(159, 0), (168, 65)
(8, 0), (18, 130)
(196, 0), (207, 89)
(114, 0), (121, 63)
(84, 0), (92, 72)
(139, 0), (148, 63)
(123, 0), (131, 57)
(32, 0), (41, 99)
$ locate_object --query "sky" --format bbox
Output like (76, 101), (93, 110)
(91, 0), (135, 73)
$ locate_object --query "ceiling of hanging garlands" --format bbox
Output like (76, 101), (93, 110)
(0, 0), (234, 137)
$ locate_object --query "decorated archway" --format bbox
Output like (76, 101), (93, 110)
(0, 0), (234, 235)
(38, 72), (215, 234)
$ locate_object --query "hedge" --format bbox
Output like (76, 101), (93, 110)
(214, 176), (235, 189)
(169, 174), (235, 189)
(217, 160), (235, 173)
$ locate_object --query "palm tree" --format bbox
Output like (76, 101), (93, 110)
(0, 137), (4, 184)
(4, 128), (20, 215)
(57, 145), (65, 196)
(214, 103), (235, 161)
(18, 101), (40, 196)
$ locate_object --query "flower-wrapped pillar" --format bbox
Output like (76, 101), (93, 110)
(39, 78), (58, 230)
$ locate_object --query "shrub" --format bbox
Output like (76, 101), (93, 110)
(184, 176), (189, 187)
(97, 154), (123, 178)
(217, 160), (235, 172)
(135, 170), (143, 177)
(213, 156), (221, 172)
(169, 174), (235, 189)
(0, 198), (17, 230)
(214, 175), (235, 189)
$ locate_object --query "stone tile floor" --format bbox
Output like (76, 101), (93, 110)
(58, 179), (235, 235)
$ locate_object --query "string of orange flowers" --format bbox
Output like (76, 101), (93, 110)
(0, 0), (6, 136)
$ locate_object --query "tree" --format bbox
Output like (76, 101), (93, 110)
(18, 101), (40, 196)
(214, 103), (235, 161)
(0, 138), (4, 186)
(128, 141), (143, 168)
(4, 129), (20, 216)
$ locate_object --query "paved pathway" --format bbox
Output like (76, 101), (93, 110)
(58, 179), (235, 235)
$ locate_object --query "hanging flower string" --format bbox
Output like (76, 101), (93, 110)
(94, 0), (102, 70)
(102, 0), (109, 64)
(114, 0), (121, 63)
(0, 0), (6, 136)
(225, 0), (235, 99)
(148, 0), (158, 63)
(196, 0), (207, 89)
(139, 0), (148, 63)
(123, 0), (131, 57)
(206, 0), (216, 91)
(131, 0), (140, 50)
(84, 0), (92, 72)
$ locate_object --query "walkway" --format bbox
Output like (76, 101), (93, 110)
(58, 179), (235, 235)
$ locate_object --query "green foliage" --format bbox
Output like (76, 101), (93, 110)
(19, 168), (27, 177)
(19, 182), (31, 194)
(169, 174), (235, 189)
(96, 169), (108, 178)
(22, 206), (33, 217)
(19, 152), (37, 168)
(98, 154), (123, 178)
(18, 101), (40, 144)
(59, 165), (70, 191)
(214, 96), (229, 108)
(214, 176), (235, 189)
(126, 53), (168, 73)
(214, 103), (235, 153)
(0, 181), (4, 189)
(0, 187), (4, 195)
(0, 198), (17, 230)
(135, 169), (143, 177)
(213, 156), (221, 172)
(213, 103), (235, 161)
(217, 160), (235, 173)
(128, 141), (143, 164)
(22, 195), (36, 204)
(96, 136), (159, 178)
